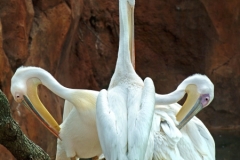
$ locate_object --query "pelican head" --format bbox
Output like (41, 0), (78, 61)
(11, 66), (61, 139)
(176, 74), (214, 129)
(11, 71), (27, 103)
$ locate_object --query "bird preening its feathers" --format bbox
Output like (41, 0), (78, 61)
(10, 0), (215, 159)
(11, 66), (102, 159)
(11, 66), (215, 160)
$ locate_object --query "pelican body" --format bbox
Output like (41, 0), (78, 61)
(10, 0), (216, 159)
(153, 103), (215, 160)
(96, 74), (215, 160)
(152, 74), (215, 160)
(96, 0), (156, 159)
(94, 0), (216, 159)
(11, 66), (101, 159)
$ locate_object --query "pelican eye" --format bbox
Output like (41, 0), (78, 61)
(15, 93), (24, 103)
(200, 94), (210, 107)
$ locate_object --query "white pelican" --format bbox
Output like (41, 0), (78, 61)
(152, 74), (215, 160)
(96, 0), (156, 159)
(95, 0), (216, 159)
(10, 66), (101, 160)
(11, 0), (215, 159)
(96, 74), (215, 160)
(10, 0), (139, 158)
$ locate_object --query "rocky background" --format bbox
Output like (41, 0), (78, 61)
(0, 0), (239, 159)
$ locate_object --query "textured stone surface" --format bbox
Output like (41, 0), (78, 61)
(0, 0), (240, 159)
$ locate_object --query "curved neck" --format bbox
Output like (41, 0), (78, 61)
(155, 89), (186, 105)
(24, 68), (72, 100)
(23, 68), (97, 111)
(155, 84), (200, 124)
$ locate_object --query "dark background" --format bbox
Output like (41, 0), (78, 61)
(0, 0), (239, 159)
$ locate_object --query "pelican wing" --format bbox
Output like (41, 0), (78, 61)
(62, 100), (74, 122)
(96, 89), (128, 160)
(153, 106), (183, 160)
(188, 117), (215, 160)
(127, 77), (155, 160)
(177, 116), (215, 160)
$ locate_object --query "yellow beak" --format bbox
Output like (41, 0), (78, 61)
(176, 84), (201, 129)
(23, 78), (61, 139)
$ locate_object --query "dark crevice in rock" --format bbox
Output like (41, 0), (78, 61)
(211, 53), (237, 75)
(64, 0), (71, 10)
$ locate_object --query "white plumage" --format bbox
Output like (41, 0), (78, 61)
(96, 0), (156, 159)
(10, 0), (216, 159)
(11, 66), (102, 159)
(151, 74), (215, 160)
(97, 74), (215, 160)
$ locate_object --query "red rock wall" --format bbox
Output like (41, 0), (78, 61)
(0, 0), (239, 159)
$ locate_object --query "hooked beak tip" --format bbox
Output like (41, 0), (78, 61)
(22, 95), (61, 139)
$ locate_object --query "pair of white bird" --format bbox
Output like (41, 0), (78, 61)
(10, 0), (215, 160)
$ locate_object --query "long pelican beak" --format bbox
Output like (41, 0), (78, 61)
(176, 84), (202, 129)
(22, 78), (61, 139)
(127, 2), (135, 68)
